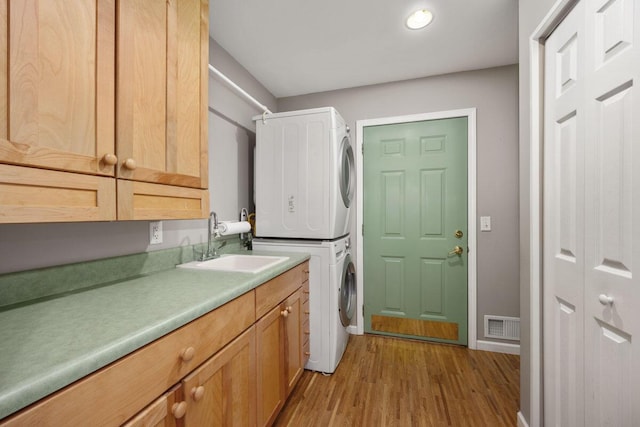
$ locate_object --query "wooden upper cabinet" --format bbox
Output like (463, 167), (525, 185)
(0, 0), (116, 176)
(0, 0), (209, 223)
(117, 0), (208, 189)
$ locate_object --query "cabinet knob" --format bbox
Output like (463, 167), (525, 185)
(286, 306), (293, 313)
(102, 153), (118, 166)
(281, 309), (289, 318)
(304, 352), (310, 356)
(123, 158), (137, 170)
(172, 402), (187, 419)
(191, 386), (205, 402)
(180, 347), (195, 362)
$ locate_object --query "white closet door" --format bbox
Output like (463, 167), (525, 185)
(543, 2), (586, 426)
(544, 0), (640, 426)
(583, 0), (640, 425)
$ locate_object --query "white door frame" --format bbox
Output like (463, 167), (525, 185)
(529, 1), (580, 426)
(354, 108), (477, 350)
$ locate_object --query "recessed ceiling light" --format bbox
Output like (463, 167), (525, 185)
(406, 9), (433, 30)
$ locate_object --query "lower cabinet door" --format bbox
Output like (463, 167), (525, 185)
(284, 288), (304, 396)
(256, 304), (285, 427)
(181, 327), (257, 426)
(122, 385), (182, 427)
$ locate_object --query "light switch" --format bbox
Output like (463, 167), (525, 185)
(480, 216), (491, 232)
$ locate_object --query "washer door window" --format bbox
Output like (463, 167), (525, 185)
(339, 135), (355, 208)
(339, 254), (357, 327)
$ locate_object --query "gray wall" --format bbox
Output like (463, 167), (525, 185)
(0, 39), (276, 275)
(518, 0), (557, 425)
(279, 64), (520, 346)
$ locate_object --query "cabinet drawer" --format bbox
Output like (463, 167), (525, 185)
(302, 299), (310, 351)
(256, 263), (305, 318)
(117, 180), (209, 220)
(0, 164), (116, 223)
(300, 261), (309, 282)
(302, 279), (309, 304)
(1, 291), (255, 427)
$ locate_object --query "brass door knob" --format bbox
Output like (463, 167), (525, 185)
(448, 246), (464, 256)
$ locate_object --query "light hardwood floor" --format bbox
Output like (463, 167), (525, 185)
(274, 334), (519, 427)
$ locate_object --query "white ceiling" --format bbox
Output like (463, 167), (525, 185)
(210, 0), (518, 98)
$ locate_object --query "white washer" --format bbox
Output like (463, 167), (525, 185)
(253, 107), (355, 239)
(253, 236), (356, 373)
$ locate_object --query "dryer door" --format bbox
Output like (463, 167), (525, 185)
(339, 253), (357, 327)
(338, 135), (355, 208)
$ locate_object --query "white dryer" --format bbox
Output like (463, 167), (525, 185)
(253, 107), (355, 239)
(253, 236), (356, 373)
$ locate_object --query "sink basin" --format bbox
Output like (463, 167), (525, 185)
(178, 254), (289, 274)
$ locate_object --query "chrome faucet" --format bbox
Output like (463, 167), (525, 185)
(201, 211), (221, 261)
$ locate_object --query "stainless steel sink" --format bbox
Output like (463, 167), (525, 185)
(177, 254), (289, 274)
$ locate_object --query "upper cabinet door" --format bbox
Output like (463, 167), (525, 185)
(117, 0), (208, 189)
(0, 0), (116, 176)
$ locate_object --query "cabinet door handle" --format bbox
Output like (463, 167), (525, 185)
(123, 158), (137, 170)
(102, 153), (118, 166)
(172, 401), (187, 419)
(281, 309), (289, 318)
(191, 386), (205, 402)
(304, 352), (310, 356)
(180, 347), (195, 362)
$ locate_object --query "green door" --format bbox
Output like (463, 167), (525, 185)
(363, 117), (468, 345)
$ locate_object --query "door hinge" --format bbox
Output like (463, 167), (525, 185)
(362, 305), (365, 316)
(361, 144), (364, 155)
(361, 223), (364, 236)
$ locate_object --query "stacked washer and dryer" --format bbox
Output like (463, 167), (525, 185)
(252, 107), (356, 374)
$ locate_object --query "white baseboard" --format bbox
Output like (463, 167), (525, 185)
(476, 339), (520, 355)
(517, 411), (529, 427)
(346, 325), (359, 335)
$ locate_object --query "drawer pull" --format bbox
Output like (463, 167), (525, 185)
(191, 385), (205, 402)
(180, 347), (195, 362)
(172, 402), (187, 419)
(304, 352), (310, 356)
(303, 290), (310, 294)
(304, 310), (310, 315)
(304, 330), (310, 335)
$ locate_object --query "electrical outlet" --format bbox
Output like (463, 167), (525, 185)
(150, 221), (163, 244)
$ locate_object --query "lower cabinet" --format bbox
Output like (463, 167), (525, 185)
(182, 327), (256, 427)
(0, 261), (309, 427)
(256, 287), (305, 427)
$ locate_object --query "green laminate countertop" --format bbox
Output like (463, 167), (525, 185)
(0, 250), (309, 420)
